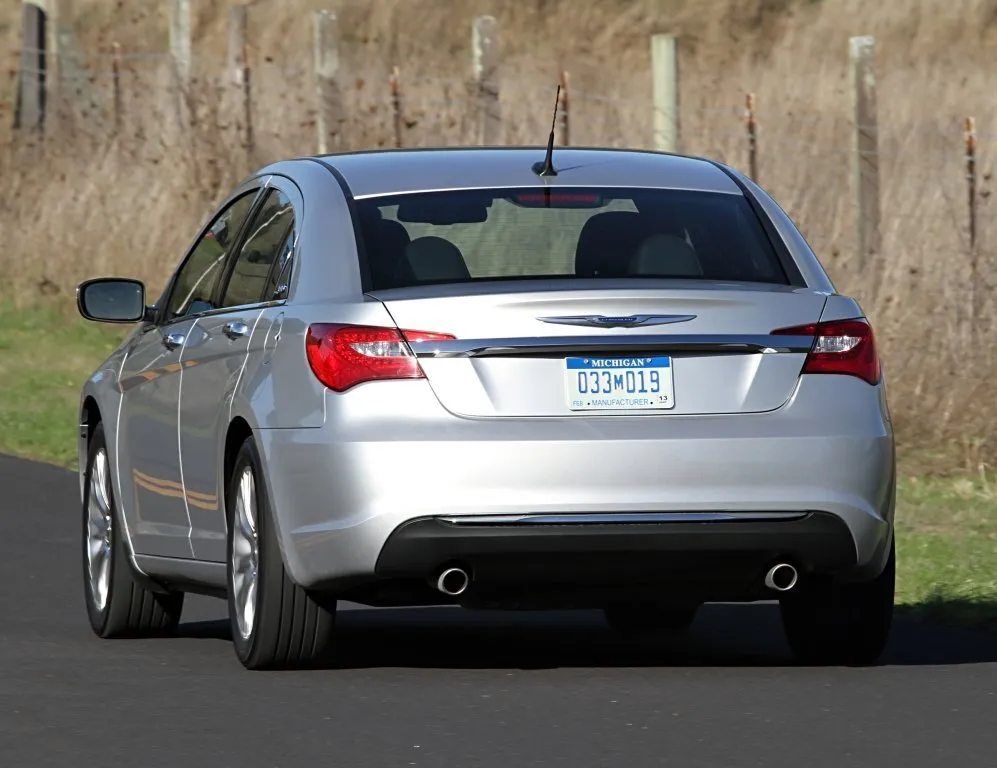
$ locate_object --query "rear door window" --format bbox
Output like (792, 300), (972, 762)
(165, 191), (259, 321)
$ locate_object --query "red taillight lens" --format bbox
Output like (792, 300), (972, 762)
(305, 324), (455, 392)
(772, 318), (881, 385)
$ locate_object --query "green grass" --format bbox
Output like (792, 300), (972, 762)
(0, 302), (125, 467)
(1, 301), (995, 633)
(895, 475), (997, 632)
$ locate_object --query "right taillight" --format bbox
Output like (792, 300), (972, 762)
(772, 317), (881, 385)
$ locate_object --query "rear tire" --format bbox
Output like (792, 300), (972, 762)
(82, 422), (184, 638)
(604, 603), (699, 636)
(779, 539), (895, 666)
(226, 435), (337, 670)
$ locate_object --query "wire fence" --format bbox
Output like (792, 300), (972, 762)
(8, 44), (987, 244)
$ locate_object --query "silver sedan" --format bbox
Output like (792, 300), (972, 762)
(76, 147), (896, 670)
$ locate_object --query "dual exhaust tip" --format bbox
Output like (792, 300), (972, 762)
(764, 562), (799, 592)
(435, 566), (470, 596)
(435, 563), (796, 597)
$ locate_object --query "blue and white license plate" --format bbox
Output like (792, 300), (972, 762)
(564, 356), (675, 411)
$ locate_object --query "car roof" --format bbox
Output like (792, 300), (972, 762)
(311, 147), (742, 199)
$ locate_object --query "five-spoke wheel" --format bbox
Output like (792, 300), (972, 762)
(225, 435), (337, 670)
(81, 422), (184, 638)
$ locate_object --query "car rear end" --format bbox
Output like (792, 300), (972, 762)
(269, 166), (894, 611)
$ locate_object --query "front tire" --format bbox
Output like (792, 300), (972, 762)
(226, 435), (337, 670)
(779, 539), (895, 666)
(82, 422), (184, 638)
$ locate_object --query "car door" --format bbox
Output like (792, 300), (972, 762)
(117, 187), (261, 559)
(180, 182), (298, 562)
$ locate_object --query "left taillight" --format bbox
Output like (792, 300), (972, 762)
(305, 323), (455, 392)
(772, 317), (881, 385)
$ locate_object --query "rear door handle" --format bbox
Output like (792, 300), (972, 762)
(161, 332), (185, 351)
(223, 321), (250, 340)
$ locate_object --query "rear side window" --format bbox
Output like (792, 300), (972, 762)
(221, 189), (294, 308)
(355, 187), (788, 290)
(261, 229), (295, 302)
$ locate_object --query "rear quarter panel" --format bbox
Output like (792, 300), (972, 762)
(232, 160), (396, 432)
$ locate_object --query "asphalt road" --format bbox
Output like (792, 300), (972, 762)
(3, 454), (997, 767)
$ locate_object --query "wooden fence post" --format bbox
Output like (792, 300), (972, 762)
(227, 5), (248, 161)
(651, 34), (679, 153)
(228, 4), (248, 87)
(169, 0), (192, 86)
(241, 43), (254, 166)
(472, 15), (500, 145)
(46, 0), (89, 132)
(169, 0), (192, 130)
(965, 117), (977, 251)
(559, 70), (570, 146)
(390, 66), (403, 148)
(966, 116), (980, 327)
(313, 10), (344, 154)
(849, 35), (881, 285)
(46, 0), (65, 133)
(14, 1), (47, 134)
(745, 92), (758, 181)
(111, 41), (122, 132)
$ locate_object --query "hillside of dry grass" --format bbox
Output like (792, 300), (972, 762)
(3, 0), (997, 468)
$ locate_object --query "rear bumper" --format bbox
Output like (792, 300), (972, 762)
(255, 375), (895, 592)
(373, 512), (859, 605)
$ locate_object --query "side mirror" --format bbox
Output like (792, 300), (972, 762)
(77, 278), (150, 324)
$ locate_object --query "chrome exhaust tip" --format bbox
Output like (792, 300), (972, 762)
(436, 567), (470, 596)
(764, 563), (798, 592)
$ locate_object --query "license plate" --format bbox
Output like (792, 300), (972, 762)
(564, 356), (675, 411)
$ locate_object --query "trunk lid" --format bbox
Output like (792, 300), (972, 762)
(370, 280), (827, 418)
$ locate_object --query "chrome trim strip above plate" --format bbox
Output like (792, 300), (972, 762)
(407, 334), (814, 359)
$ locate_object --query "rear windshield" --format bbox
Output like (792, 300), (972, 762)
(355, 187), (789, 290)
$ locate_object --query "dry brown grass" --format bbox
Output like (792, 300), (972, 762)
(3, 0), (997, 469)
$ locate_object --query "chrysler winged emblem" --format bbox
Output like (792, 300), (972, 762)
(536, 314), (697, 329)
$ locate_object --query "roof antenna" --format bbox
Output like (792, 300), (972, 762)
(532, 85), (561, 177)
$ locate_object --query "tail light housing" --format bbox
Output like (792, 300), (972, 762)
(772, 317), (881, 385)
(305, 324), (455, 392)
